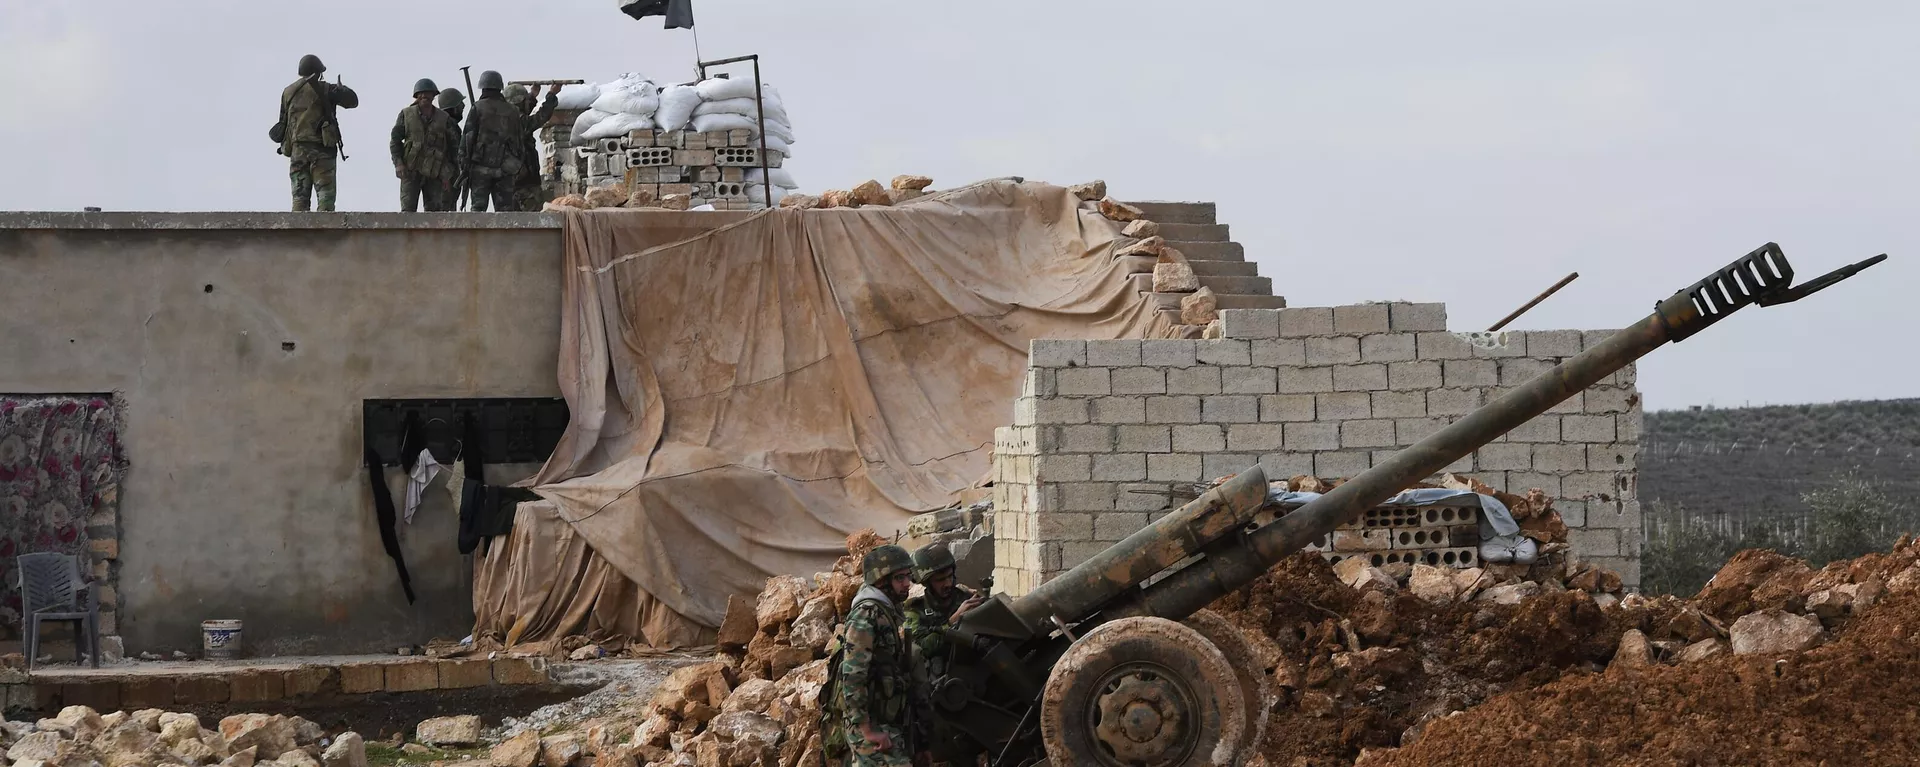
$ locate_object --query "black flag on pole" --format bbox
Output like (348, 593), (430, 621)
(618, 0), (694, 29)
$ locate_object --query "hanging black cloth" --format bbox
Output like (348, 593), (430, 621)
(364, 444), (417, 603)
(455, 411), (533, 555)
(398, 410), (427, 473)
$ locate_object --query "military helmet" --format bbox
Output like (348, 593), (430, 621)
(298, 54), (325, 77)
(504, 83), (529, 106)
(436, 88), (465, 110)
(912, 544), (957, 584)
(413, 78), (439, 96)
(477, 70), (505, 90)
(862, 544), (915, 587)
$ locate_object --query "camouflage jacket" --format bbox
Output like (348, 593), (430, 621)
(461, 93), (556, 178)
(279, 76), (359, 153)
(903, 584), (974, 677)
(389, 103), (458, 179)
(831, 586), (930, 733)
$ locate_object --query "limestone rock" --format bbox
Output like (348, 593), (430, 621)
(1679, 638), (1729, 663)
(1854, 577), (1887, 611)
(94, 721), (164, 767)
(756, 575), (811, 632)
(819, 190), (851, 209)
(651, 661), (731, 715)
(890, 175), (933, 191)
(1334, 557), (1396, 592)
(1069, 181), (1107, 201)
(1121, 219), (1159, 238)
(766, 645), (816, 679)
(273, 749), (319, 767)
(173, 737), (218, 766)
(778, 193), (821, 210)
(1180, 287), (1218, 325)
(1201, 319), (1223, 339)
(1157, 246), (1189, 265)
(1451, 568), (1488, 601)
(1731, 609), (1825, 655)
(1115, 236), (1166, 259)
(319, 733), (365, 767)
(1474, 582), (1541, 605)
(1664, 608), (1724, 643)
(413, 716), (484, 747)
(1098, 197), (1143, 222)
(1608, 629), (1653, 673)
(717, 595), (759, 649)
(885, 188), (924, 205)
(490, 731), (541, 767)
(659, 194), (692, 211)
(539, 735), (581, 767)
(288, 720), (324, 748)
(788, 596), (836, 654)
(849, 180), (891, 207)
(720, 678), (780, 716)
(633, 715), (674, 749)
(708, 712), (783, 756)
(569, 644), (605, 661)
(545, 195), (590, 211)
(10, 732), (72, 763)
(45, 707), (107, 742)
(584, 184), (628, 209)
(158, 715), (202, 747)
(1408, 565), (1459, 604)
(1806, 587), (1854, 621)
(220, 716), (298, 760)
(622, 188), (656, 208)
(1380, 561), (1413, 584)
(1152, 262), (1199, 294)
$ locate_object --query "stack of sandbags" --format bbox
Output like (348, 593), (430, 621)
(656, 76), (796, 157)
(571, 73), (660, 143)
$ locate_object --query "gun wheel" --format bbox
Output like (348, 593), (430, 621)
(1040, 616), (1245, 767)
(1184, 609), (1273, 766)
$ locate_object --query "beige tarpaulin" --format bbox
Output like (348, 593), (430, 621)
(490, 180), (1169, 646)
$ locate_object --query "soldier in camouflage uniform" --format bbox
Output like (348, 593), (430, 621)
(825, 545), (931, 767)
(277, 54), (359, 211)
(460, 71), (557, 211)
(435, 88), (468, 211)
(503, 85), (550, 212)
(902, 544), (986, 767)
(390, 79), (459, 212)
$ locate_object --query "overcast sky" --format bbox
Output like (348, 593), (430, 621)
(2, 1), (1912, 411)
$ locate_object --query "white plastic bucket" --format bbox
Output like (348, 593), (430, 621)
(202, 619), (243, 659)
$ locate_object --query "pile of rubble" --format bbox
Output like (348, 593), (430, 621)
(2, 707), (367, 767)
(775, 176), (935, 210)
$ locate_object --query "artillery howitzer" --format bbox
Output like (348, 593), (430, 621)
(933, 244), (1886, 766)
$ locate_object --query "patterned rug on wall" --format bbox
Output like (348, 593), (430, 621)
(0, 395), (123, 641)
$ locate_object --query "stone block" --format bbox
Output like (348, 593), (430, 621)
(1284, 422), (1339, 451)
(1332, 529), (1393, 552)
(1532, 443), (1587, 472)
(1586, 386), (1635, 414)
(1278, 307), (1334, 337)
(1442, 451), (1475, 473)
(1277, 367), (1334, 394)
(673, 149), (715, 166)
(1052, 424), (1113, 455)
(1013, 397), (1036, 425)
(1112, 367), (1167, 395)
(1389, 302), (1447, 332)
(1340, 420), (1396, 448)
(1024, 369), (1056, 397)
(1141, 339), (1197, 367)
(1588, 443), (1637, 471)
(174, 676), (228, 704)
(340, 664), (384, 694)
(1056, 367), (1111, 396)
(123, 676), (179, 709)
(1145, 396), (1200, 424)
(1222, 366), (1278, 394)
(1250, 338), (1306, 366)
(1037, 454), (1092, 483)
(1260, 452), (1315, 478)
(1227, 424), (1287, 452)
(284, 667), (334, 697)
(1167, 366), (1222, 395)
(1315, 451), (1372, 477)
(1618, 409), (1643, 442)
(1370, 390), (1425, 418)
(1094, 512), (1150, 540)
(1201, 395), (1260, 423)
(1563, 414), (1616, 443)
(1091, 453), (1148, 481)
(1117, 483), (1172, 511)
(1220, 309), (1280, 339)
(1528, 329), (1582, 358)
(1497, 357), (1556, 386)
(229, 670), (287, 702)
(1092, 397), (1148, 424)
(1061, 483), (1117, 512)
(1395, 417), (1448, 445)
(1415, 332), (1472, 360)
(63, 681), (120, 711)
(1060, 541), (1110, 570)
(1566, 471), (1629, 501)
(1087, 339), (1143, 367)
(1547, 390), (1587, 414)
(1442, 359), (1498, 388)
(1030, 339), (1086, 368)
(1333, 364), (1387, 392)
(1468, 331), (1527, 358)
(1203, 453), (1260, 478)
(1426, 388), (1481, 416)
(1260, 394), (1316, 422)
(1196, 339), (1251, 366)
(1568, 528), (1621, 557)
(1360, 333), (1417, 363)
(1033, 398), (1090, 424)
(1387, 361), (1443, 390)
(1305, 336), (1360, 365)
(1332, 304), (1390, 334)
(1172, 425), (1226, 453)
(1316, 392), (1371, 420)
(1557, 500), (1587, 527)
(1506, 415), (1560, 442)
(1037, 512), (1093, 541)
(1476, 443), (1532, 471)
(1148, 454), (1203, 481)
(385, 661), (439, 692)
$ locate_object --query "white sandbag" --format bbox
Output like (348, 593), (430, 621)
(556, 83), (601, 111)
(655, 84), (702, 132)
(582, 111), (654, 140)
(746, 183), (787, 206)
(571, 108), (615, 142)
(760, 133), (792, 154)
(694, 76), (761, 101)
(690, 113), (796, 144)
(692, 97), (789, 125)
(590, 73), (659, 116)
(744, 167), (798, 190)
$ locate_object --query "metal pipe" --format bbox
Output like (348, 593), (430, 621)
(1488, 272), (1579, 331)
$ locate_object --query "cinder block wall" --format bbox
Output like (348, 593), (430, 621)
(991, 302), (1644, 596)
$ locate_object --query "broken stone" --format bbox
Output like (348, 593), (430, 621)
(1664, 608), (1723, 643)
(1201, 319), (1223, 339)
(756, 575), (811, 632)
(708, 712), (783, 762)
(100, 712), (128, 731)
(886, 188), (924, 205)
(319, 733), (365, 767)
(220, 716), (298, 760)
(659, 194), (692, 211)
(1098, 197), (1143, 222)
(1731, 609), (1826, 655)
(1678, 638), (1729, 663)
(1408, 565), (1459, 604)
(46, 707), (107, 742)
(1115, 236), (1166, 259)
(1593, 593), (1620, 610)
(1451, 568), (1488, 601)
(819, 190), (852, 209)
(890, 175), (933, 192)
(158, 715), (202, 747)
(413, 716), (483, 747)
(849, 180), (891, 207)
(539, 735), (581, 767)
(1156, 246), (1189, 266)
(273, 749), (319, 767)
(651, 662), (731, 715)
(545, 195), (590, 211)
(1380, 561), (1413, 584)
(1608, 629), (1653, 673)
(1069, 181), (1107, 201)
(1121, 219), (1159, 238)
(717, 595), (758, 650)
(1180, 286), (1218, 325)
(633, 715), (674, 749)
(766, 646), (816, 679)
(94, 721), (164, 767)
(720, 678), (780, 716)
(1333, 557), (1396, 592)
(1855, 577), (1888, 611)
(1474, 582), (1541, 606)
(218, 746), (260, 767)
(173, 738), (218, 766)
(1153, 262), (1200, 293)
(9, 732), (71, 763)
(622, 188), (656, 208)
(490, 731), (541, 767)
(1806, 587), (1854, 621)
(788, 597), (836, 654)
(778, 193), (821, 210)
(584, 184), (628, 209)
(568, 644), (605, 661)
(288, 719), (324, 748)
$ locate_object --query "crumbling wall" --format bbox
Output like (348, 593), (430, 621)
(993, 302), (1643, 594)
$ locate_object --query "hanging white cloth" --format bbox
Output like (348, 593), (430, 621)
(405, 448), (443, 524)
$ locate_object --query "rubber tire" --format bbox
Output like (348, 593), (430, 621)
(1184, 609), (1272, 766)
(1039, 616), (1246, 767)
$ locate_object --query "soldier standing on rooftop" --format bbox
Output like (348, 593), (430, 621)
(461, 71), (557, 211)
(390, 79), (459, 212)
(275, 54), (359, 211)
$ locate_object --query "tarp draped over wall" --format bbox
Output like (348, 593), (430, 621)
(477, 180), (1168, 646)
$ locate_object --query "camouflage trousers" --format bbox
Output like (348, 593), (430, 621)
(467, 173), (518, 212)
(288, 143), (339, 212)
(400, 171), (454, 212)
